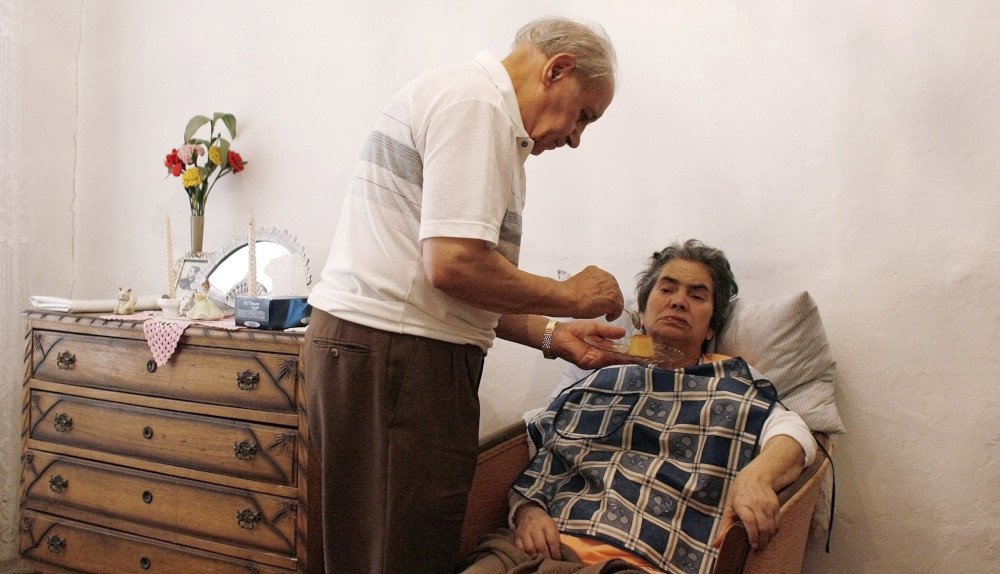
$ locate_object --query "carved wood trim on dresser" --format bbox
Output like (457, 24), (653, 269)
(19, 311), (312, 574)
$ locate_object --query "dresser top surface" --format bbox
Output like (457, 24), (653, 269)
(22, 309), (305, 348)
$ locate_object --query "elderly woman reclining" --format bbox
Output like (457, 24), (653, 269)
(457, 239), (817, 574)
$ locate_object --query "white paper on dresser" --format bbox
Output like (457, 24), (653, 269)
(29, 295), (160, 313)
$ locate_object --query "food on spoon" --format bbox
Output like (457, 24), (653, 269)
(628, 334), (654, 358)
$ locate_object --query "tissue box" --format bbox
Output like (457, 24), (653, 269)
(235, 296), (312, 330)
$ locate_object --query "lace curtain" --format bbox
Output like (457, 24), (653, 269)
(0, 0), (29, 560)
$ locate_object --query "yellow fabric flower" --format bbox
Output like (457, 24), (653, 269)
(208, 146), (223, 166)
(182, 168), (203, 188)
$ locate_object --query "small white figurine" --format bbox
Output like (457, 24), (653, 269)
(185, 280), (224, 320)
(114, 286), (138, 315)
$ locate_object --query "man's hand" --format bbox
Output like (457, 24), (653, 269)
(514, 503), (562, 560)
(550, 320), (626, 369)
(561, 265), (624, 321)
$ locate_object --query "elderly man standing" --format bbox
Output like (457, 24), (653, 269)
(304, 17), (626, 574)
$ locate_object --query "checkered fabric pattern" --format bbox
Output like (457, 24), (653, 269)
(513, 359), (775, 574)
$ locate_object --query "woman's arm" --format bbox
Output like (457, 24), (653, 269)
(712, 434), (807, 550)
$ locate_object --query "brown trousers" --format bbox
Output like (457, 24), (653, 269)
(303, 310), (485, 574)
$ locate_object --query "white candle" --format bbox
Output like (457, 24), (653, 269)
(247, 211), (258, 297)
(165, 213), (176, 298)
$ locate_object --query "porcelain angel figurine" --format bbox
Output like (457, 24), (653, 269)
(185, 280), (224, 320)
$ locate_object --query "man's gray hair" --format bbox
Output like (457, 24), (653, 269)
(513, 16), (618, 90)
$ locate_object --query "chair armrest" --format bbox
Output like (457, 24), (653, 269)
(714, 522), (753, 574)
(714, 433), (831, 574)
(457, 422), (531, 559)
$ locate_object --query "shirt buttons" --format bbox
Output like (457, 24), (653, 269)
(521, 141), (528, 147)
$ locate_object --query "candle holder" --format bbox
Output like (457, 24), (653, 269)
(157, 297), (182, 318)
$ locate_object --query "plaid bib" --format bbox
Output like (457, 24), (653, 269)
(513, 358), (775, 574)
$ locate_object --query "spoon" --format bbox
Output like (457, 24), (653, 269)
(624, 309), (642, 331)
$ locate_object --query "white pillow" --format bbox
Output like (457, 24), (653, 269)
(713, 291), (845, 434)
(552, 292), (846, 434)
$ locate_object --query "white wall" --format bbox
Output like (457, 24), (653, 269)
(13, 1), (1000, 571)
(24, 1), (78, 297)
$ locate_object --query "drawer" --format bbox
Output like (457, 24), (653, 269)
(29, 391), (296, 487)
(23, 451), (296, 557)
(20, 510), (293, 573)
(31, 331), (298, 414)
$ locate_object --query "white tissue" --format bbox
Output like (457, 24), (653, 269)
(264, 254), (309, 296)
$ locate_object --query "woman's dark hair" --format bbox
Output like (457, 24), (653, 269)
(635, 239), (738, 335)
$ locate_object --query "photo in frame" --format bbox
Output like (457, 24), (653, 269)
(175, 257), (210, 298)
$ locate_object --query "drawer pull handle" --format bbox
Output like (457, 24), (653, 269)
(56, 351), (76, 370)
(53, 413), (73, 433)
(46, 535), (66, 554)
(142, 426), (154, 439)
(237, 369), (260, 391)
(49, 475), (69, 494)
(146, 360), (157, 373)
(237, 508), (261, 530)
(142, 490), (153, 504)
(234, 440), (259, 461)
(140, 556), (151, 569)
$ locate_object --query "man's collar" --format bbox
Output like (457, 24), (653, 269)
(473, 51), (530, 143)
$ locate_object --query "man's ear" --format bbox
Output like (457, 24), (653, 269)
(543, 53), (577, 85)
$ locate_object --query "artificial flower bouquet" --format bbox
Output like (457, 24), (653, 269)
(164, 112), (247, 216)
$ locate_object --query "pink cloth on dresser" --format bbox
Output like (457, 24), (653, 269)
(141, 316), (241, 366)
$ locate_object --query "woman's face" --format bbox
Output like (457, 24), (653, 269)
(641, 259), (716, 359)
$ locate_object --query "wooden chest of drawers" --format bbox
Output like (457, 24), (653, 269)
(18, 311), (312, 573)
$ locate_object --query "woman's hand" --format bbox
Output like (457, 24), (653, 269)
(514, 503), (562, 560)
(711, 435), (805, 550)
(712, 472), (781, 550)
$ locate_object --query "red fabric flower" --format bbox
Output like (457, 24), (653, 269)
(164, 149), (184, 177)
(228, 150), (245, 173)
